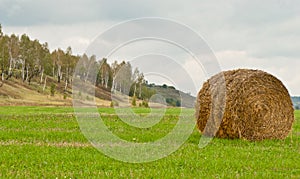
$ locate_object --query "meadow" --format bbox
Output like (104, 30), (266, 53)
(0, 106), (299, 178)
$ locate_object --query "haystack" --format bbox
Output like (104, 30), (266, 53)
(195, 69), (294, 141)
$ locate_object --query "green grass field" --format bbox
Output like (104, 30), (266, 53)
(0, 107), (299, 178)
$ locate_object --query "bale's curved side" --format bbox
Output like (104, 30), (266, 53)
(195, 69), (294, 141)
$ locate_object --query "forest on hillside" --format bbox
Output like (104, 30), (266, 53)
(0, 24), (157, 101)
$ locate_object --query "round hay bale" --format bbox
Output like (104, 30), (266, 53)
(195, 69), (294, 141)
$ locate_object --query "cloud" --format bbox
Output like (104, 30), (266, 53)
(216, 50), (300, 95)
(0, 0), (158, 26)
(182, 58), (207, 94)
(1, 0), (300, 95)
(2, 21), (114, 55)
(168, 0), (300, 58)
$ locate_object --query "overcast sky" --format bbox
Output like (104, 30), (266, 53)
(1, 0), (300, 96)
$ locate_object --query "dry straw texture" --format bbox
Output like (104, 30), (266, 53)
(195, 69), (294, 141)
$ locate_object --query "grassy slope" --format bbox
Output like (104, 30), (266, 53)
(0, 107), (299, 178)
(0, 77), (111, 107)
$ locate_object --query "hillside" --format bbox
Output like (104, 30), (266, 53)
(292, 97), (300, 109)
(0, 78), (196, 108)
(148, 84), (196, 108)
(0, 77), (111, 107)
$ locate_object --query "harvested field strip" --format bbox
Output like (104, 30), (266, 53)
(0, 140), (91, 148)
(0, 128), (79, 132)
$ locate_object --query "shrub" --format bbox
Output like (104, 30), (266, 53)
(132, 96), (137, 106)
(142, 100), (149, 108)
(110, 101), (119, 107)
(50, 83), (56, 96)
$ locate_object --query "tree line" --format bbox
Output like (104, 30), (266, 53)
(0, 24), (154, 100)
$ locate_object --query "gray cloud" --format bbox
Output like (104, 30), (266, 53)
(230, 0), (299, 26)
(0, 0), (158, 26)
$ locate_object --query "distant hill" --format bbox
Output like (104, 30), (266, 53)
(148, 84), (196, 108)
(292, 97), (300, 109)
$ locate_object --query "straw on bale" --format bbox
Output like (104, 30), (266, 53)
(195, 69), (294, 141)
